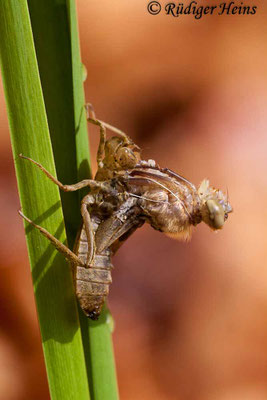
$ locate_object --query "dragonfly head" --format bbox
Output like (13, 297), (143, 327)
(198, 179), (233, 230)
(104, 137), (140, 170)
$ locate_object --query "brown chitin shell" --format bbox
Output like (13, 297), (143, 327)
(73, 217), (113, 320)
(126, 166), (202, 240)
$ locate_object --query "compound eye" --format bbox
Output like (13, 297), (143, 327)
(224, 213), (228, 221)
(213, 213), (225, 229)
(206, 199), (225, 230)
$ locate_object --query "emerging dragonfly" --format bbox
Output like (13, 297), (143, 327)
(19, 104), (232, 320)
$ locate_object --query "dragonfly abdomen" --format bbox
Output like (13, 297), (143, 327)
(75, 253), (113, 319)
(73, 219), (113, 319)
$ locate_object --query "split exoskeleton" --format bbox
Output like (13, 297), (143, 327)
(19, 104), (232, 320)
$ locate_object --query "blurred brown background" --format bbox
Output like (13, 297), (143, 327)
(1, 1), (267, 399)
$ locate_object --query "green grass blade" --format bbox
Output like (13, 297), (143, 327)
(66, 0), (91, 186)
(86, 309), (119, 400)
(0, 1), (90, 399)
(67, 2), (119, 399)
(27, 0), (119, 398)
(27, 0), (81, 247)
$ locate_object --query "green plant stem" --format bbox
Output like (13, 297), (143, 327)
(27, 0), (119, 398)
(27, 0), (81, 247)
(0, 1), (89, 399)
(67, 3), (119, 399)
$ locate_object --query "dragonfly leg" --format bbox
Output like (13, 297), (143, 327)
(85, 103), (134, 168)
(80, 194), (97, 267)
(19, 211), (84, 266)
(19, 154), (109, 192)
(85, 103), (106, 168)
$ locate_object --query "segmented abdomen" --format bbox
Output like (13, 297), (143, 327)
(73, 216), (113, 320)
